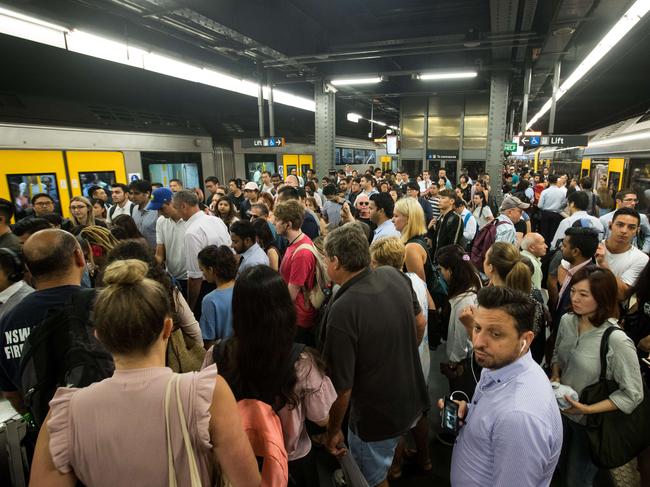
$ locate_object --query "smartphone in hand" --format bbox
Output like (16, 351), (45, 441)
(441, 396), (459, 436)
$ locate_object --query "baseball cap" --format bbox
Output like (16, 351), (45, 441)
(243, 182), (259, 191)
(499, 195), (530, 211)
(147, 188), (173, 210)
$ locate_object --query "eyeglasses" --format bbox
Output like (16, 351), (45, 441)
(70, 205), (87, 211)
(357, 202), (369, 206)
(34, 201), (53, 207)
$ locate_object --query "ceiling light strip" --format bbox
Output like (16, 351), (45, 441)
(0, 7), (315, 112)
(527, 0), (650, 129)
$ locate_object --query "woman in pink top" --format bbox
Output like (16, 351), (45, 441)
(212, 265), (337, 487)
(29, 259), (260, 487)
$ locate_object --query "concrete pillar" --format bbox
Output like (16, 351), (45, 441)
(486, 74), (509, 206)
(314, 82), (336, 178)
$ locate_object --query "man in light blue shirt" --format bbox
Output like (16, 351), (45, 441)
(448, 286), (562, 487)
(130, 179), (158, 248)
(538, 174), (567, 212)
(230, 220), (269, 275)
(369, 192), (401, 243)
(600, 188), (650, 253)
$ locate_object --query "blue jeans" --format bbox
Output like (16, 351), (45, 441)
(347, 428), (400, 487)
(561, 418), (598, 487)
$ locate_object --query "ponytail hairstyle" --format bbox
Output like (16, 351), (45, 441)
(94, 259), (172, 355)
(436, 244), (481, 298)
(486, 242), (532, 294)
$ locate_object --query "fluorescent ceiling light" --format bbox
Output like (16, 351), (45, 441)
(0, 6), (315, 112)
(527, 0), (650, 129)
(347, 112), (362, 123)
(418, 71), (477, 80)
(330, 77), (382, 86)
(371, 119), (387, 126)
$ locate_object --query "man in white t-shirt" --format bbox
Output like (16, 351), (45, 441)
(597, 207), (649, 300)
(149, 188), (188, 297)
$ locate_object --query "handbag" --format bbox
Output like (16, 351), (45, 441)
(166, 328), (206, 373)
(164, 374), (202, 487)
(579, 326), (650, 469)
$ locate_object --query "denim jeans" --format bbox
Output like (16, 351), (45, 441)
(560, 417), (598, 487)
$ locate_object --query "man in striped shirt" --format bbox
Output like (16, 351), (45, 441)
(425, 184), (441, 222)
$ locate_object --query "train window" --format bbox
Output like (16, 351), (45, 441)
(353, 149), (366, 164)
(628, 159), (650, 212)
(366, 150), (376, 164)
(335, 148), (341, 165)
(244, 155), (277, 185)
(341, 148), (353, 165)
(141, 152), (202, 189)
(7, 173), (61, 217)
(79, 172), (115, 198)
(609, 172), (621, 193)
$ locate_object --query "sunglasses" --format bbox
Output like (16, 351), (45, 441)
(357, 202), (369, 206)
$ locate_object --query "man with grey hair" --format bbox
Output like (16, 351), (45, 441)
(0, 229), (87, 412)
(520, 232), (547, 290)
(322, 223), (429, 487)
(173, 190), (231, 315)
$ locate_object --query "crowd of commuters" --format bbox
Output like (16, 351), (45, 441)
(0, 162), (649, 487)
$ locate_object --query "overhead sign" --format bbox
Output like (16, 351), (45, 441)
(540, 135), (589, 147)
(524, 130), (542, 135)
(504, 142), (517, 152)
(386, 134), (398, 155)
(520, 135), (541, 146)
(241, 137), (286, 148)
(520, 134), (588, 147)
(427, 150), (458, 160)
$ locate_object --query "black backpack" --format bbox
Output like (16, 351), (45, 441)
(19, 289), (114, 427)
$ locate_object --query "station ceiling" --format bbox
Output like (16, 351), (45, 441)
(0, 0), (649, 142)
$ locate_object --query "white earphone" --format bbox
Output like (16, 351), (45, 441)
(520, 340), (527, 354)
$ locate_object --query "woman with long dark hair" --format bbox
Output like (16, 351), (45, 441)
(214, 195), (239, 228)
(472, 191), (494, 229)
(212, 265), (337, 486)
(252, 217), (280, 271)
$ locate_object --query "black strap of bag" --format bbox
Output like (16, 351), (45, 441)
(598, 326), (619, 381)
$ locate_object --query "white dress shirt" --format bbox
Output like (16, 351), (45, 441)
(372, 219), (401, 243)
(184, 211), (231, 279)
(156, 215), (188, 281)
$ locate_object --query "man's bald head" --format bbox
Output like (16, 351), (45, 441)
(521, 232), (548, 258)
(285, 175), (299, 187)
(24, 229), (83, 280)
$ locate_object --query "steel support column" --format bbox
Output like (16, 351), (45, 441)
(521, 66), (532, 131)
(486, 74), (509, 206)
(314, 82), (336, 178)
(267, 71), (275, 137)
(422, 98), (429, 173)
(458, 106), (465, 178)
(257, 83), (265, 138)
(549, 61), (561, 133)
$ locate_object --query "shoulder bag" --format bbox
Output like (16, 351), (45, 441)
(165, 374), (202, 487)
(580, 326), (650, 468)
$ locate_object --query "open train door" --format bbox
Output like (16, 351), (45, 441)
(0, 150), (71, 219)
(66, 151), (126, 199)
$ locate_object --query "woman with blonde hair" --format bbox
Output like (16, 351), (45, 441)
(29, 259), (260, 486)
(69, 196), (101, 228)
(393, 197), (430, 286)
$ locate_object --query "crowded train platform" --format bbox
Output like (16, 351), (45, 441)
(2, 1), (650, 486)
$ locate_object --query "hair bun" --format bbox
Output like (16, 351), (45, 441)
(103, 259), (148, 286)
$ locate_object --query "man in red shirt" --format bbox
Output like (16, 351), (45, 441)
(274, 200), (317, 344)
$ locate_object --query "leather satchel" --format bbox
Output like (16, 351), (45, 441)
(580, 326), (650, 469)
